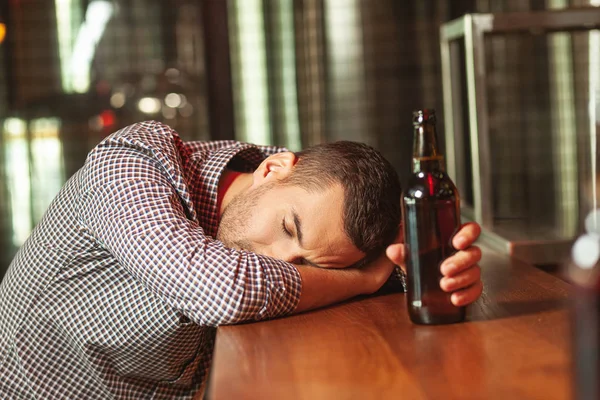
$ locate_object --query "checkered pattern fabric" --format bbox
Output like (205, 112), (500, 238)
(0, 121), (302, 399)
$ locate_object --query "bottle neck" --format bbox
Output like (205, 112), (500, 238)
(412, 122), (445, 173)
(412, 155), (445, 173)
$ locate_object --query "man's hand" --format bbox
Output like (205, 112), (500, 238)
(440, 222), (483, 306)
(360, 234), (404, 295)
(386, 222), (483, 307)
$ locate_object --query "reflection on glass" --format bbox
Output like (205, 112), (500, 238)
(274, 0), (301, 151)
(547, 0), (578, 237)
(230, 0), (271, 145)
(56, 0), (114, 93)
(70, 1), (114, 93)
(2, 118), (65, 247)
(55, 0), (82, 93)
(324, 0), (369, 144)
(30, 118), (64, 223)
(3, 118), (32, 246)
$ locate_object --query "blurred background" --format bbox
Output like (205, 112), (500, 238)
(0, 0), (598, 278)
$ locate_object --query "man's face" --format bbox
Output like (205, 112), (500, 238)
(217, 181), (365, 269)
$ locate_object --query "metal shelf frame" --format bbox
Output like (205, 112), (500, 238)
(440, 7), (600, 231)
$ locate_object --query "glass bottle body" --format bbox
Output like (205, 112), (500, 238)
(403, 167), (465, 324)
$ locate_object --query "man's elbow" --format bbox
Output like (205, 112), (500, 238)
(187, 296), (265, 327)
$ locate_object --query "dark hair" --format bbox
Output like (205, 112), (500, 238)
(283, 141), (401, 266)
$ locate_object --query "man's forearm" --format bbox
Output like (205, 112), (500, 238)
(292, 248), (398, 314)
(293, 265), (376, 314)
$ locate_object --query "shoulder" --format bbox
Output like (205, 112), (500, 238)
(93, 121), (178, 153)
(80, 121), (189, 190)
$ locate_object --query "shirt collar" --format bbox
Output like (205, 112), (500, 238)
(184, 143), (271, 239)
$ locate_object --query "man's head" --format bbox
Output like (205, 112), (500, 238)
(217, 141), (401, 268)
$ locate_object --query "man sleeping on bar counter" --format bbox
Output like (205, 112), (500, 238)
(0, 121), (482, 399)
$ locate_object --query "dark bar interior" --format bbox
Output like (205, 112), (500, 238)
(1, 1), (599, 399)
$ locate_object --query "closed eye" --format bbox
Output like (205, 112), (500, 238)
(281, 218), (293, 237)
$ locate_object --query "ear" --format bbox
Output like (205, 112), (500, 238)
(252, 152), (297, 187)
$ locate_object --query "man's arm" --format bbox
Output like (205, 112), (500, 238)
(293, 246), (401, 313)
(294, 222), (484, 314)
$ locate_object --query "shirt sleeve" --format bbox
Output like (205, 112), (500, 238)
(78, 165), (301, 328)
(389, 267), (407, 292)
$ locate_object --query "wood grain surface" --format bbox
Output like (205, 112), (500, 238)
(209, 246), (573, 400)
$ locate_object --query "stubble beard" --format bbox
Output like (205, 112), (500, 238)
(216, 182), (274, 251)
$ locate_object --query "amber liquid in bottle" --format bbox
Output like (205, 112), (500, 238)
(402, 109), (465, 324)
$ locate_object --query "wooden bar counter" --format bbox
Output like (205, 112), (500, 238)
(208, 244), (573, 399)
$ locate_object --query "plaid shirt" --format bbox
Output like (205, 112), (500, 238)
(0, 121), (302, 399)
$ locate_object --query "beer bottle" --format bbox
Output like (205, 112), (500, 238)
(402, 109), (465, 324)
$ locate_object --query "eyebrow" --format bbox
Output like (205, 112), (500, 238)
(292, 208), (304, 247)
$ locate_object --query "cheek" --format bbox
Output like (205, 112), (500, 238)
(244, 207), (278, 246)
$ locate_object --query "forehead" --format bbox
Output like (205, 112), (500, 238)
(277, 182), (365, 267)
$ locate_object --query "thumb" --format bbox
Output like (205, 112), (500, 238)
(386, 243), (406, 272)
